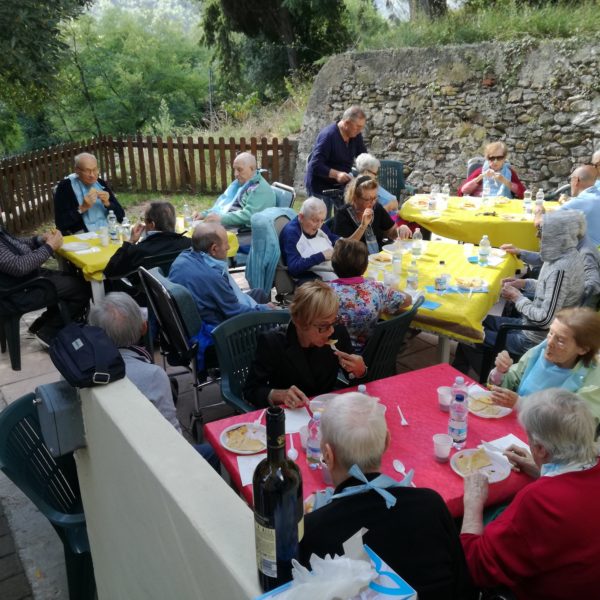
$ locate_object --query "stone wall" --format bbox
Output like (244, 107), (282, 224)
(295, 38), (599, 194)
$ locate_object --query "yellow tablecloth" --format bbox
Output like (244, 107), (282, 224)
(57, 230), (239, 282)
(399, 195), (557, 251)
(373, 241), (521, 343)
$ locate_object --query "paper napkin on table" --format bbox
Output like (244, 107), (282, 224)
(285, 408), (311, 433)
(75, 247), (101, 255)
(486, 433), (530, 452)
(237, 454), (265, 487)
(74, 232), (99, 240)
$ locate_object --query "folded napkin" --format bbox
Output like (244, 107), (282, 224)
(75, 247), (101, 255)
(74, 232), (99, 240)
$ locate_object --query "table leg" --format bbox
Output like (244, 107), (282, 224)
(90, 280), (106, 304)
(436, 335), (451, 363)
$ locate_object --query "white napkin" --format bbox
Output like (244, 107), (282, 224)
(75, 247), (101, 255)
(285, 408), (311, 433)
(486, 255), (504, 267)
(486, 433), (530, 452)
(237, 454), (265, 487)
(74, 232), (99, 240)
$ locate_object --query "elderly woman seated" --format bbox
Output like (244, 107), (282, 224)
(332, 175), (406, 254)
(300, 392), (474, 598)
(355, 153), (399, 215)
(461, 388), (600, 598)
(243, 280), (367, 408)
(487, 307), (600, 421)
(329, 239), (410, 352)
(458, 141), (525, 199)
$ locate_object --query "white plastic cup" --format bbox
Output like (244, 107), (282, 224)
(437, 386), (452, 412)
(99, 226), (109, 247)
(433, 433), (453, 463)
(463, 243), (474, 257)
(383, 272), (400, 289)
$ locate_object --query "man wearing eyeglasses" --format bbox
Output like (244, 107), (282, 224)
(54, 152), (125, 235)
(559, 164), (600, 246)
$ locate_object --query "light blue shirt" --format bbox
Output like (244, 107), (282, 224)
(559, 186), (600, 246)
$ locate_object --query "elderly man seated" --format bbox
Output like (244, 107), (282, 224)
(300, 392), (473, 599)
(88, 292), (218, 469)
(104, 201), (191, 278)
(461, 388), (600, 598)
(169, 222), (271, 327)
(0, 225), (90, 346)
(194, 152), (275, 229)
(54, 152), (125, 235)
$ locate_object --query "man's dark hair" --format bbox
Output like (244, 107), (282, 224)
(145, 201), (176, 232)
(332, 238), (368, 278)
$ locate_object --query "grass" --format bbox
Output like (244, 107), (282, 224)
(116, 192), (217, 219)
(360, 0), (600, 49)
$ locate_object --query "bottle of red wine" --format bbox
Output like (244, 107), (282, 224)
(253, 406), (303, 592)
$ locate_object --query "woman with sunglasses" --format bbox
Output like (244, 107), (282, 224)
(333, 174), (406, 255)
(243, 280), (367, 408)
(458, 141), (526, 199)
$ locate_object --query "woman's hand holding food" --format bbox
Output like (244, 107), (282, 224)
(335, 350), (367, 379)
(489, 385), (519, 408)
(504, 444), (540, 479)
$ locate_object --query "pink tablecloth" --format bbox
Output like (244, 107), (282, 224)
(203, 364), (530, 517)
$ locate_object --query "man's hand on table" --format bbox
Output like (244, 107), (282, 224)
(461, 472), (488, 535)
(44, 229), (63, 251)
(269, 386), (309, 409)
(397, 224), (412, 240)
(504, 445), (540, 479)
(500, 243), (521, 256)
(130, 223), (145, 244)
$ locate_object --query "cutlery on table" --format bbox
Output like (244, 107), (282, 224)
(287, 434), (298, 461)
(253, 408), (266, 426)
(393, 459), (416, 487)
(396, 405), (408, 426)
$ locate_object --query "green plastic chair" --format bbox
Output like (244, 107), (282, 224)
(378, 160), (416, 199)
(361, 296), (424, 382)
(212, 310), (291, 413)
(0, 393), (95, 600)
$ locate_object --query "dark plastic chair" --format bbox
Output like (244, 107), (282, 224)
(0, 277), (70, 370)
(138, 266), (218, 439)
(378, 160), (416, 199)
(361, 296), (424, 382)
(467, 156), (485, 177)
(545, 183), (570, 201)
(212, 311), (291, 413)
(0, 393), (95, 600)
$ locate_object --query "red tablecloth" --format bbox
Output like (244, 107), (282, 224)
(204, 364), (530, 517)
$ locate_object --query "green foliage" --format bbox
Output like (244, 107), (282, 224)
(0, 104), (24, 156)
(344, 0), (391, 48)
(47, 8), (210, 140)
(360, 0), (600, 48)
(0, 0), (91, 110)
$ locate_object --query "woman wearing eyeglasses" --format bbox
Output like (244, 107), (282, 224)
(458, 141), (526, 199)
(243, 280), (367, 408)
(332, 175), (407, 255)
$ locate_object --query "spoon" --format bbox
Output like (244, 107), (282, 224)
(253, 408), (266, 427)
(393, 459), (416, 487)
(287, 434), (298, 461)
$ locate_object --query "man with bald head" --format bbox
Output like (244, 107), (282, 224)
(195, 152), (275, 229)
(54, 152), (125, 234)
(559, 164), (600, 245)
(168, 222), (272, 326)
(591, 149), (600, 191)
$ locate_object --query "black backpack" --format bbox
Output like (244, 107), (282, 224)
(49, 323), (125, 387)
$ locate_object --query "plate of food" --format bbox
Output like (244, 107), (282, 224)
(62, 241), (91, 252)
(368, 252), (392, 265)
(468, 390), (512, 418)
(451, 448), (511, 483)
(455, 276), (487, 291)
(220, 423), (266, 455)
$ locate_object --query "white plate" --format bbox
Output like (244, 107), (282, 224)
(368, 253), (392, 265)
(62, 242), (90, 252)
(310, 393), (339, 413)
(451, 449), (511, 483)
(220, 423), (266, 455)
(382, 241), (411, 254)
(468, 391), (512, 419)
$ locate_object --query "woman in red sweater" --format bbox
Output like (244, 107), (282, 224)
(460, 388), (600, 599)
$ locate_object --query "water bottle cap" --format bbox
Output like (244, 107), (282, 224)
(455, 376), (465, 384)
(313, 411), (321, 420)
(357, 384), (367, 394)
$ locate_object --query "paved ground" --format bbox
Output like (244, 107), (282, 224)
(0, 269), (466, 599)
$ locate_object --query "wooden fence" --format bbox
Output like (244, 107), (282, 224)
(0, 135), (298, 234)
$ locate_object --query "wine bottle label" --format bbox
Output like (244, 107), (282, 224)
(254, 520), (277, 578)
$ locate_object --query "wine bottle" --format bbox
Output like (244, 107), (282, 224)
(253, 407), (303, 592)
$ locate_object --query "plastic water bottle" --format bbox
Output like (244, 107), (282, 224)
(107, 210), (118, 243)
(441, 183), (450, 210)
(411, 228), (423, 258)
(434, 260), (448, 292)
(478, 234), (491, 267)
(120, 216), (131, 242)
(482, 181), (491, 206)
(523, 190), (532, 214)
(406, 258), (419, 290)
(448, 376), (468, 449)
(535, 188), (545, 212)
(183, 203), (192, 229)
(306, 412), (322, 470)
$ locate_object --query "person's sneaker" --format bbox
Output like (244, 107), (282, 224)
(34, 330), (52, 350)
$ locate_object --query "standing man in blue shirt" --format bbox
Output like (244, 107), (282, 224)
(305, 106), (368, 217)
(169, 222), (272, 327)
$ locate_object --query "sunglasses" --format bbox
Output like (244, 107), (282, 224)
(487, 156), (506, 162)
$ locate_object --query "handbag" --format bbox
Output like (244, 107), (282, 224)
(49, 323), (125, 387)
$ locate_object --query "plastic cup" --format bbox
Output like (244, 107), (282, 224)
(433, 433), (453, 463)
(383, 272), (400, 289)
(99, 227), (109, 247)
(437, 386), (452, 412)
(463, 243), (474, 257)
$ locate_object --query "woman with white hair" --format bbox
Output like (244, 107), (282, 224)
(299, 392), (473, 598)
(461, 389), (600, 598)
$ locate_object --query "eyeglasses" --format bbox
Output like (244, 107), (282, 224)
(77, 167), (99, 175)
(487, 156), (505, 162)
(312, 319), (337, 333)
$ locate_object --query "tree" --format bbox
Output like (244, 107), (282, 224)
(0, 0), (91, 109)
(410, 0), (447, 19)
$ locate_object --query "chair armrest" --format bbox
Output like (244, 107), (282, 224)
(494, 322), (545, 355)
(220, 378), (255, 413)
(0, 276), (59, 300)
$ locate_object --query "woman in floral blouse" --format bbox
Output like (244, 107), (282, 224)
(329, 239), (410, 352)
